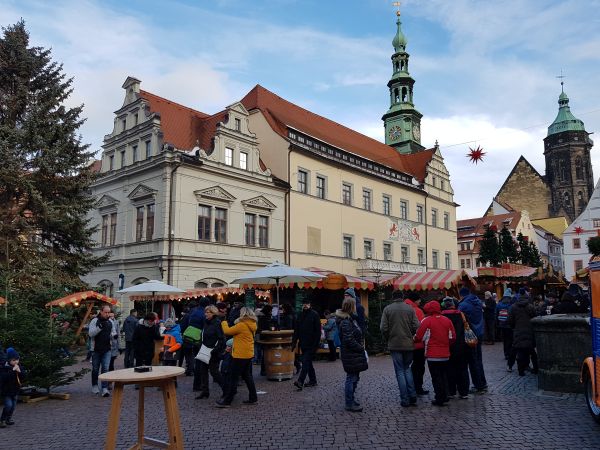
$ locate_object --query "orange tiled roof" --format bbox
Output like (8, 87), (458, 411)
(240, 84), (434, 181)
(89, 159), (102, 173)
(139, 90), (209, 150)
(457, 212), (522, 241)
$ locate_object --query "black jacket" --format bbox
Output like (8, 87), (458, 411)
(0, 362), (25, 396)
(508, 298), (536, 349)
(279, 312), (295, 331)
(123, 315), (138, 342)
(335, 311), (368, 373)
(133, 321), (162, 363)
(292, 308), (321, 351)
(442, 310), (467, 357)
(202, 317), (225, 354)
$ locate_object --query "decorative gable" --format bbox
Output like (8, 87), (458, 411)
(128, 184), (158, 202)
(194, 186), (236, 204)
(242, 195), (277, 211)
(96, 194), (119, 210)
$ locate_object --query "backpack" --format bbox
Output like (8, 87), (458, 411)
(182, 325), (202, 345)
(497, 306), (509, 324)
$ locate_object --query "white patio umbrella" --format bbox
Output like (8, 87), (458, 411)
(231, 262), (324, 325)
(117, 280), (185, 310)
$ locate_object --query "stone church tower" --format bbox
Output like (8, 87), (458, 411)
(544, 85), (594, 221)
(382, 10), (424, 154)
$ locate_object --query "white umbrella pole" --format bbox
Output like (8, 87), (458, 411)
(276, 277), (280, 328)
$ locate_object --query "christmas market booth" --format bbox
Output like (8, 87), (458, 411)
(476, 263), (566, 298)
(384, 269), (477, 299)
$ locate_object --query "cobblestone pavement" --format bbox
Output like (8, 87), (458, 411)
(3, 344), (600, 449)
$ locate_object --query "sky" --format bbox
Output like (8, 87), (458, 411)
(3, 0), (600, 219)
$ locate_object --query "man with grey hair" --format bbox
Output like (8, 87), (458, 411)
(88, 305), (113, 397)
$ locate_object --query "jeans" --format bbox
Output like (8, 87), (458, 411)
(428, 360), (449, 403)
(298, 349), (317, 385)
(390, 350), (416, 404)
(467, 342), (487, 390)
(344, 372), (360, 407)
(124, 341), (135, 368)
(222, 358), (257, 404)
(1, 395), (17, 421)
(91, 350), (111, 389)
(411, 348), (426, 393)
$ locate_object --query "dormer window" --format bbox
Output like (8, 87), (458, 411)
(235, 118), (241, 132)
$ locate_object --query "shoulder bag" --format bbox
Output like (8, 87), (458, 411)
(460, 312), (478, 348)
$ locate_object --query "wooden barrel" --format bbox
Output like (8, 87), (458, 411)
(258, 330), (294, 381)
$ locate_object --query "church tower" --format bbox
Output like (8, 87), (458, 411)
(544, 83), (594, 221)
(382, 9), (424, 154)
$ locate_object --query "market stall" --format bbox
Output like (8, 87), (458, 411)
(386, 269), (477, 296)
(476, 263), (539, 297)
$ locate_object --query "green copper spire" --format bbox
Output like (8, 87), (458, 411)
(392, 14), (407, 52)
(547, 84), (586, 136)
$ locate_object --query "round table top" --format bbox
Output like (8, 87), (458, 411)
(99, 366), (185, 383)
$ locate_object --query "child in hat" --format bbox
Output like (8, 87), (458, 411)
(0, 348), (25, 427)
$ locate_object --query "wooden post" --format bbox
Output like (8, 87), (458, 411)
(137, 386), (145, 447)
(104, 383), (124, 450)
(75, 303), (94, 339)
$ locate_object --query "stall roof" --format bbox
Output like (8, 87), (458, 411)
(477, 263), (537, 280)
(273, 267), (376, 291)
(387, 269), (476, 291)
(45, 291), (119, 308)
(131, 286), (271, 302)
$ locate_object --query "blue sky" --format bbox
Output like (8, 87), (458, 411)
(3, 0), (600, 219)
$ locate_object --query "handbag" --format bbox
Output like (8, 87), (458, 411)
(195, 344), (213, 363)
(183, 325), (202, 345)
(460, 312), (478, 348)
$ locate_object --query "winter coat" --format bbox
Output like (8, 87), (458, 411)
(458, 294), (485, 339)
(227, 306), (242, 327)
(380, 299), (420, 352)
(552, 297), (579, 314)
(163, 324), (183, 354)
(185, 307), (206, 330)
(133, 320), (162, 363)
(495, 298), (512, 328)
(483, 297), (497, 320)
(257, 312), (275, 334)
(279, 312), (295, 331)
(202, 317), (225, 354)
(292, 309), (322, 352)
(110, 319), (120, 357)
(335, 311), (368, 373)
(0, 361), (25, 396)
(222, 318), (257, 359)
(323, 316), (337, 341)
(355, 300), (367, 335)
(405, 299), (425, 350)
(123, 315), (139, 342)
(414, 314), (456, 360)
(88, 316), (113, 354)
(442, 309), (467, 357)
(508, 298), (536, 349)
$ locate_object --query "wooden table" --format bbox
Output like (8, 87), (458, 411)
(99, 366), (185, 450)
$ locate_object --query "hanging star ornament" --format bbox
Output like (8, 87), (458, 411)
(467, 145), (486, 164)
(574, 226), (584, 235)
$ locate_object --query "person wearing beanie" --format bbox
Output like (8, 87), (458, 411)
(496, 288), (515, 363)
(345, 288), (367, 336)
(404, 291), (429, 396)
(380, 290), (420, 407)
(0, 347), (25, 427)
(441, 299), (469, 399)
(458, 287), (488, 394)
(483, 291), (497, 345)
(415, 301), (456, 406)
(162, 318), (183, 368)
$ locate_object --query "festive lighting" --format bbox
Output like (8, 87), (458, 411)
(575, 226), (584, 235)
(467, 146), (486, 164)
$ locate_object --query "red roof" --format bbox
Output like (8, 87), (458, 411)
(139, 90), (209, 150)
(457, 212), (522, 241)
(240, 85), (434, 181)
(88, 159), (102, 173)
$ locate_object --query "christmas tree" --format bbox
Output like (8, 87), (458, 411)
(499, 226), (518, 263)
(478, 225), (502, 266)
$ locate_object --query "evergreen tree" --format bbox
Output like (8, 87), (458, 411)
(517, 232), (533, 265)
(0, 21), (105, 298)
(528, 241), (542, 267)
(588, 236), (600, 257)
(478, 225), (502, 266)
(499, 226), (518, 263)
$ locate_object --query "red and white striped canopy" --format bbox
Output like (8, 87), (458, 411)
(45, 291), (119, 308)
(389, 270), (476, 291)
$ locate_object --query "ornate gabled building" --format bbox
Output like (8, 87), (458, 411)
(487, 85), (594, 224)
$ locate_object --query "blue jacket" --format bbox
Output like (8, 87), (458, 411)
(495, 297), (512, 328)
(459, 294), (484, 338)
(181, 307), (205, 331)
(123, 315), (139, 342)
(165, 324), (183, 345)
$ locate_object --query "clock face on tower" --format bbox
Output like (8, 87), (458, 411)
(412, 123), (421, 141)
(389, 126), (402, 142)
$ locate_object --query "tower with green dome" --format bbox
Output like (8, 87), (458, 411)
(382, 9), (424, 154)
(544, 83), (594, 221)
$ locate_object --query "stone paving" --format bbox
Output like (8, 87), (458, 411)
(3, 344), (600, 449)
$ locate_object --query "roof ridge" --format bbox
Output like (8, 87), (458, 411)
(140, 89), (209, 118)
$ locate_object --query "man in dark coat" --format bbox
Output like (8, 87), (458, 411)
(458, 287), (488, 393)
(508, 294), (538, 376)
(88, 305), (113, 397)
(122, 309), (138, 369)
(292, 300), (321, 390)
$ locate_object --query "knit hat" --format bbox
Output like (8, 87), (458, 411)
(423, 301), (441, 315)
(503, 288), (513, 298)
(459, 287), (471, 298)
(406, 291), (420, 301)
(518, 287), (528, 297)
(392, 290), (404, 300)
(484, 291), (492, 299)
(164, 318), (176, 329)
(6, 347), (19, 361)
(344, 288), (357, 300)
(226, 338), (234, 348)
(441, 297), (456, 309)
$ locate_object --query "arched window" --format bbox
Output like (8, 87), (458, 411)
(132, 277), (149, 285)
(401, 87), (408, 102)
(563, 191), (570, 206)
(98, 280), (114, 297)
(575, 156), (583, 179)
(394, 88), (400, 103)
(194, 281), (208, 289)
(211, 282), (225, 288)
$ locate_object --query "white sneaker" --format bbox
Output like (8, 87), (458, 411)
(92, 385), (100, 395)
(102, 388), (110, 397)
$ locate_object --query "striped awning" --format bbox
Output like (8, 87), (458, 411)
(258, 268), (375, 291)
(45, 291), (119, 308)
(477, 263), (537, 280)
(131, 286), (271, 302)
(388, 269), (476, 291)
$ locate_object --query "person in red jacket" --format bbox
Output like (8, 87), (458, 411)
(414, 301), (456, 406)
(405, 291), (428, 396)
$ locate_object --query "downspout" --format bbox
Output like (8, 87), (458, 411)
(167, 155), (182, 285)
(285, 147), (292, 264)
(424, 191), (429, 270)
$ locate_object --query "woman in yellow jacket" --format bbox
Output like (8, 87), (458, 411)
(216, 307), (258, 407)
